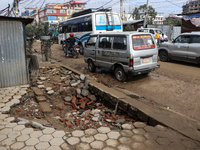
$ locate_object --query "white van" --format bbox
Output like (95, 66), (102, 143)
(84, 32), (160, 81)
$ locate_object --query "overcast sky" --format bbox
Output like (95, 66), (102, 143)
(0, 0), (189, 17)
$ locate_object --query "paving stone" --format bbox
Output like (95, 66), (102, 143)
(156, 137), (171, 145)
(106, 139), (119, 147)
(133, 122), (146, 128)
(5, 123), (17, 128)
(131, 142), (147, 150)
(21, 128), (34, 135)
(42, 128), (55, 134)
(169, 143), (185, 150)
(181, 140), (197, 148)
(120, 130), (133, 137)
(90, 141), (105, 149)
(10, 142), (25, 150)
(107, 131), (121, 139)
(0, 125), (5, 130)
(0, 103), (5, 108)
(0, 147), (7, 150)
(143, 133), (158, 140)
(97, 127), (111, 134)
(47, 146), (62, 150)
(25, 137), (39, 146)
(35, 142), (50, 149)
(32, 87), (43, 96)
(132, 128), (146, 135)
(4, 117), (15, 122)
(30, 131), (43, 138)
(49, 138), (64, 146)
(102, 147), (116, 150)
(0, 128), (13, 135)
(85, 129), (98, 136)
(39, 135), (53, 142)
(117, 145), (131, 150)
(132, 134), (146, 142)
(1, 107), (10, 114)
(39, 102), (52, 113)
(72, 130), (85, 137)
(76, 143), (91, 150)
(144, 140), (159, 148)
(17, 134), (30, 142)
(0, 121), (8, 125)
(0, 134), (7, 142)
(118, 137), (132, 144)
(13, 125), (25, 132)
(81, 136), (94, 143)
(36, 96), (46, 102)
(1, 138), (15, 146)
(94, 133), (108, 141)
(8, 131), (21, 138)
(144, 126), (157, 133)
(60, 143), (75, 150)
(21, 146), (36, 150)
(122, 124), (134, 130)
(67, 137), (80, 145)
(52, 131), (65, 138)
(155, 125), (167, 131)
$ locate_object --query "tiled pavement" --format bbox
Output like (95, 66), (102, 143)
(0, 86), (200, 150)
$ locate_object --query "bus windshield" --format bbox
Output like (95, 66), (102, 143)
(95, 14), (121, 25)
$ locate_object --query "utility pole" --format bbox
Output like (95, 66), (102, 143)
(143, 0), (149, 28)
(15, 0), (19, 17)
(120, 0), (123, 20)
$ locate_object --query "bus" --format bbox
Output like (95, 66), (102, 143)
(58, 8), (123, 54)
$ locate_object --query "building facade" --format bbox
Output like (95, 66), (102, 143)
(21, 0), (86, 24)
(182, 0), (200, 14)
(153, 16), (164, 25)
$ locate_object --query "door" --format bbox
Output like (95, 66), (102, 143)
(95, 36), (113, 68)
(169, 35), (190, 59)
(85, 36), (97, 63)
(188, 35), (200, 61)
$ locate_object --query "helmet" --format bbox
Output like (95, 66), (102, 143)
(70, 33), (74, 37)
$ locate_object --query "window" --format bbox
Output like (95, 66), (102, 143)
(191, 36), (200, 43)
(99, 36), (112, 49)
(60, 16), (65, 21)
(63, 26), (67, 33)
(113, 36), (127, 50)
(67, 25), (72, 32)
(59, 27), (63, 33)
(87, 36), (97, 46)
(78, 23), (85, 31)
(72, 24), (78, 32)
(85, 21), (92, 31)
(132, 35), (155, 50)
(60, 9), (65, 13)
(175, 36), (190, 43)
(149, 29), (154, 34)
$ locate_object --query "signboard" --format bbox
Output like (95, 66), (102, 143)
(54, 6), (61, 9)
(48, 16), (57, 21)
(96, 14), (107, 25)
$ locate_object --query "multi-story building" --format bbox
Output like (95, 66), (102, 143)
(182, 0), (200, 14)
(153, 15), (164, 25)
(21, 0), (87, 24)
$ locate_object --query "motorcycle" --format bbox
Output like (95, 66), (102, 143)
(64, 40), (79, 59)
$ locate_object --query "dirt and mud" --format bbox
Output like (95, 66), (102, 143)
(32, 41), (200, 122)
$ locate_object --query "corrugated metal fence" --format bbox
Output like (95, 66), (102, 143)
(0, 21), (28, 88)
(147, 25), (181, 40)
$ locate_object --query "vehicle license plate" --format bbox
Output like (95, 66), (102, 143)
(143, 58), (150, 63)
(76, 48), (80, 50)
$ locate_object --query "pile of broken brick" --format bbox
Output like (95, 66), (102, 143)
(30, 66), (137, 130)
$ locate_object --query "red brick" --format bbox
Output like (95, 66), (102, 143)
(76, 120), (80, 126)
(111, 114), (117, 120)
(60, 83), (65, 87)
(54, 82), (58, 85)
(76, 95), (82, 99)
(64, 102), (72, 106)
(66, 122), (72, 128)
(80, 99), (89, 109)
(59, 118), (66, 122)
(87, 101), (93, 105)
(80, 97), (87, 102)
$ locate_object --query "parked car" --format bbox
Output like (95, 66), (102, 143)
(84, 32), (160, 81)
(137, 28), (168, 42)
(158, 32), (200, 64)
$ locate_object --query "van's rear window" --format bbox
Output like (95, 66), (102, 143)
(132, 35), (155, 50)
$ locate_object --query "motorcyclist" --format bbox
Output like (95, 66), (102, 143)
(64, 33), (76, 57)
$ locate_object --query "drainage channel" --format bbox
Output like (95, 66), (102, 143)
(2, 65), (199, 149)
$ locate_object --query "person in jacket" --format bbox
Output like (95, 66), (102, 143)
(155, 30), (160, 46)
(65, 33), (76, 56)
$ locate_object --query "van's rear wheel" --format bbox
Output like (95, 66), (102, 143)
(115, 66), (126, 82)
(79, 45), (84, 55)
(159, 50), (168, 62)
(88, 60), (96, 72)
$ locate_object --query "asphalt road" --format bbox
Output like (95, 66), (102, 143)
(33, 42), (200, 122)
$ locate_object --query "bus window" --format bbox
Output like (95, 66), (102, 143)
(85, 21), (92, 31)
(58, 27), (63, 33)
(72, 24), (78, 32)
(63, 26), (67, 33)
(67, 25), (72, 32)
(78, 23), (85, 32)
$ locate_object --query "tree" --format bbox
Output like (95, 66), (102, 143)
(132, 4), (157, 24)
(164, 16), (181, 26)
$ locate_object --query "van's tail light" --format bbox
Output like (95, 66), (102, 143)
(130, 59), (133, 67)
